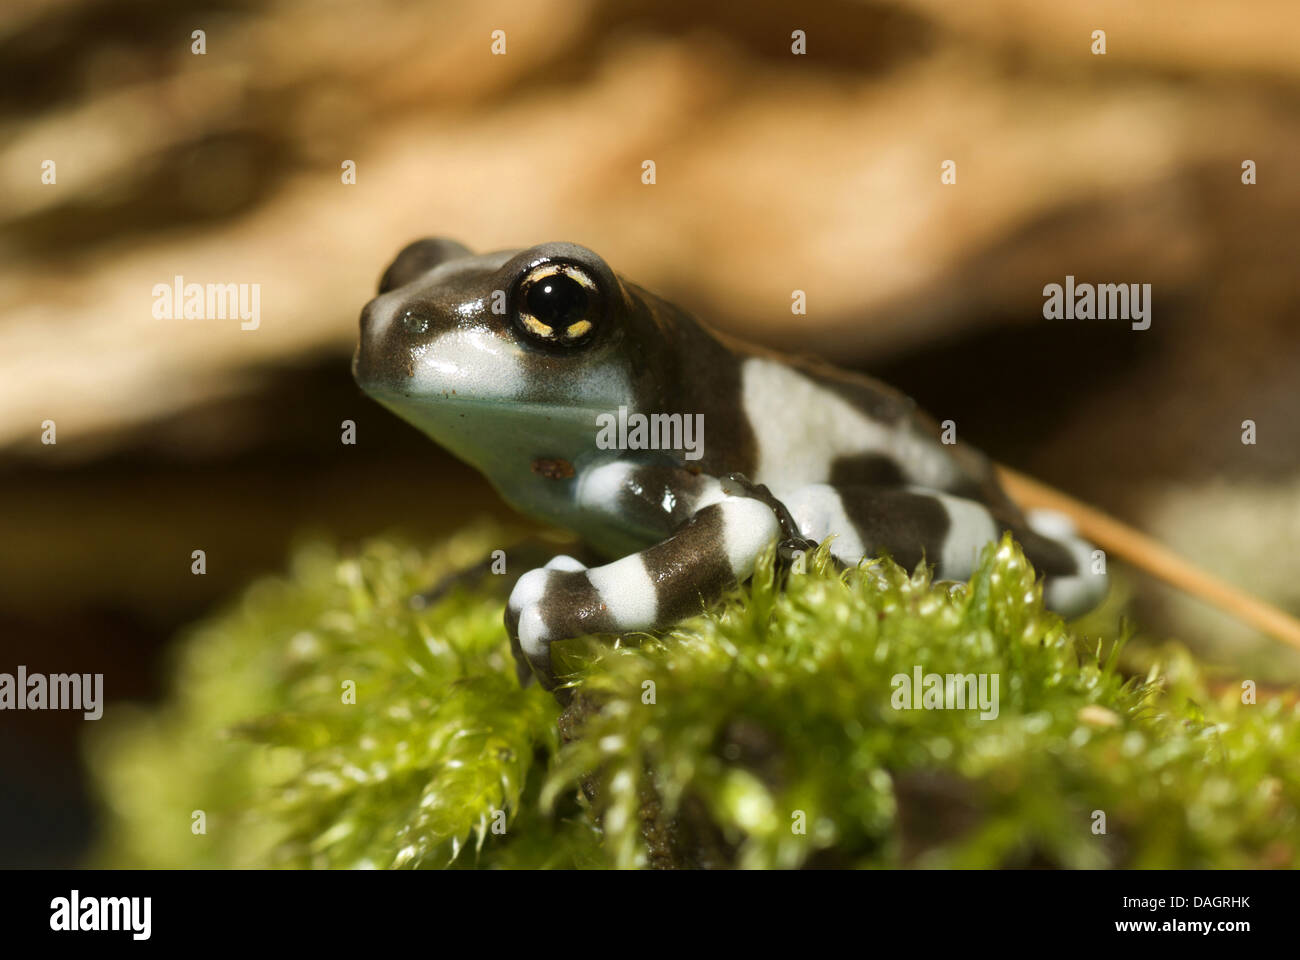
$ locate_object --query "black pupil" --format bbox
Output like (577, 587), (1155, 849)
(525, 272), (588, 329)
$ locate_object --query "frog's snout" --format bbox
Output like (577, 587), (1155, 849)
(353, 300), (385, 390)
(358, 300), (376, 337)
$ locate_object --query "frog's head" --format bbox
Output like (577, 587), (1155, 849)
(354, 238), (665, 490)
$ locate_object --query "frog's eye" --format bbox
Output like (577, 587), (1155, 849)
(513, 263), (600, 347)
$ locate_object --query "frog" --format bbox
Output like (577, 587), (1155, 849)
(353, 238), (1107, 693)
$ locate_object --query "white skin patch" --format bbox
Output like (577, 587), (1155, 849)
(783, 484), (865, 562)
(1025, 508), (1078, 540)
(517, 606), (550, 659)
(576, 461), (638, 513)
(719, 497), (782, 577)
(415, 329), (530, 402)
(510, 567), (556, 658)
(587, 554), (657, 630)
(929, 491), (1000, 578)
(741, 357), (962, 493)
(509, 567), (552, 616)
(411, 330), (632, 407)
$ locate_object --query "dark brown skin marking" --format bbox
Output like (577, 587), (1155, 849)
(538, 571), (618, 638)
(531, 457), (575, 480)
(620, 284), (760, 479)
(977, 502), (1079, 576)
(638, 504), (738, 624)
(835, 486), (1079, 578)
(1001, 524), (1080, 577)
(836, 487), (952, 572)
(828, 452), (907, 488)
(610, 461), (717, 537)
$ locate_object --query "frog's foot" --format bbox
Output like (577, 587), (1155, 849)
(505, 554), (590, 694)
(719, 473), (818, 569)
(506, 496), (781, 697)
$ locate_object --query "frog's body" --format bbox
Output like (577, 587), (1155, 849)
(354, 239), (1107, 690)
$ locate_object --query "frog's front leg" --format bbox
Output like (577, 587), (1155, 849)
(506, 495), (781, 692)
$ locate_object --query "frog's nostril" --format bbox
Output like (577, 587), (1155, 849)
(400, 308), (430, 336)
(359, 303), (375, 334)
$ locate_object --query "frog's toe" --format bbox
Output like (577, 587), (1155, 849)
(506, 553), (636, 695)
(514, 604), (559, 690)
(506, 566), (582, 693)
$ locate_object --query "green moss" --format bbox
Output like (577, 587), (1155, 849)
(87, 525), (1300, 869)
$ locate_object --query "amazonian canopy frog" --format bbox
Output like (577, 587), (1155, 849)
(353, 239), (1106, 691)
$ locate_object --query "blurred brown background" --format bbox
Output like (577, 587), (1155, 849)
(1, 0), (1298, 865)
